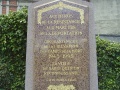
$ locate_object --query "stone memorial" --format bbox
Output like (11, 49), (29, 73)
(25, 0), (98, 90)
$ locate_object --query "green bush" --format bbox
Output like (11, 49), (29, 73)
(96, 37), (120, 90)
(0, 8), (120, 90)
(0, 8), (27, 90)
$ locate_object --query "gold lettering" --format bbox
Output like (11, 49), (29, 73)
(49, 67), (61, 71)
(57, 44), (78, 48)
(62, 66), (80, 71)
(49, 15), (57, 18)
(53, 20), (80, 24)
(49, 14), (73, 19)
(44, 40), (78, 44)
(41, 20), (46, 24)
(46, 26), (55, 30)
(42, 67), (48, 70)
(47, 20), (53, 24)
(46, 25), (76, 30)
(48, 54), (59, 59)
(55, 78), (77, 82)
(43, 71), (79, 76)
(62, 54), (74, 58)
(68, 25), (76, 29)
(41, 49), (82, 53)
(48, 78), (77, 82)
(55, 25), (67, 29)
(51, 62), (70, 66)
(39, 31), (82, 36)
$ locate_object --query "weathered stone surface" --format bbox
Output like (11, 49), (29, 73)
(25, 0), (98, 90)
(91, 0), (120, 35)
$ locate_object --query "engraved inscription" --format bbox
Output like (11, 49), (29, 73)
(47, 84), (76, 90)
(33, 1), (89, 90)
(37, 2), (84, 24)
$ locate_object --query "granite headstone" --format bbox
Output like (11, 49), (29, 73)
(25, 0), (98, 90)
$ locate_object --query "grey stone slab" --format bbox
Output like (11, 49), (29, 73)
(25, 0), (98, 90)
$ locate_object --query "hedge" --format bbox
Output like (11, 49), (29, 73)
(0, 8), (27, 90)
(96, 37), (120, 90)
(0, 8), (120, 90)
